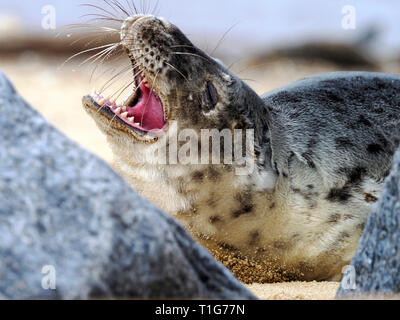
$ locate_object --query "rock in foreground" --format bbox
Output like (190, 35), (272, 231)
(337, 148), (400, 299)
(0, 71), (255, 299)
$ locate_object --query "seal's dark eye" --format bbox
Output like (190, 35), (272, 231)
(203, 81), (218, 111)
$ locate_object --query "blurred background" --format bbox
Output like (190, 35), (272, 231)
(0, 0), (399, 164)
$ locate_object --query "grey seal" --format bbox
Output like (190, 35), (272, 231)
(82, 14), (400, 282)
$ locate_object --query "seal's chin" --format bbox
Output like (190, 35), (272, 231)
(84, 73), (167, 138)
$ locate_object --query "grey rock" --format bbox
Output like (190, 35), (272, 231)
(0, 70), (255, 299)
(337, 148), (400, 299)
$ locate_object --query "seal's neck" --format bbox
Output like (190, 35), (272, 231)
(106, 102), (278, 214)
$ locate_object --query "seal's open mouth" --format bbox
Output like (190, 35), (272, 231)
(89, 67), (166, 135)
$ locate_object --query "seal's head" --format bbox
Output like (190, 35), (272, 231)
(82, 15), (268, 146)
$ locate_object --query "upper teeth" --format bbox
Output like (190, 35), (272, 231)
(91, 90), (143, 128)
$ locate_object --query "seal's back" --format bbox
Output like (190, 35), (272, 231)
(263, 72), (400, 185)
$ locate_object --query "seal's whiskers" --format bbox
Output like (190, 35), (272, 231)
(62, 43), (118, 67)
(79, 44), (121, 66)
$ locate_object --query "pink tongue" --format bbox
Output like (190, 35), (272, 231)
(127, 81), (164, 130)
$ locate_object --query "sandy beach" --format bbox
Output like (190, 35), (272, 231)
(247, 282), (339, 300)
